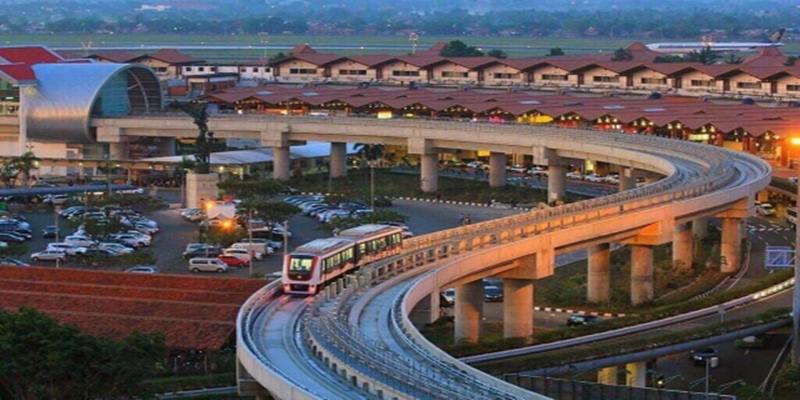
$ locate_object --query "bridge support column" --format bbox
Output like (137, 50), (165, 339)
(620, 167), (636, 191)
(420, 153), (439, 193)
(455, 280), (483, 343)
(720, 217), (742, 273)
(692, 217), (709, 239)
(594, 161), (610, 176)
(547, 164), (566, 203)
(107, 141), (128, 160)
(597, 366), (618, 385)
(673, 222), (694, 270)
(503, 279), (534, 339)
(625, 361), (647, 387)
(587, 243), (611, 303)
(630, 245), (654, 305)
(273, 146), (290, 181)
(330, 142), (347, 179)
(489, 152), (507, 187)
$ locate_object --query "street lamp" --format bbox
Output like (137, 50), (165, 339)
(203, 200), (215, 257)
(792, 136), (800, 366)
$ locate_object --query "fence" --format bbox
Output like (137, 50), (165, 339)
(503, 375), (736, 400)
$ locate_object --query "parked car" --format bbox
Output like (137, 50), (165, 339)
(690, 348), (719, 366)
(0, 232), (26, 244)
(64, 235), (97, 247)
(42, 225), (60, 239)
(566, 314), (602, 327)
(223, 247), (262, 262)
(218, 255), (248, 267)
(79, 248), (119, 257)
(98, 242), (135, 255)
(440, 288), (455, 307)
(125, 265), (159, 274)
(110, 233), (150, 247)
(46, 242), (87, 256)
(230, 241), (274, 256)
(0, 258), (29, 267)
(236, 238), (282, 251)
(31, 250), (66, 262)
(483, 285), (503, 302)
(756, 202), (776, 216)
(188, 258), (228, 273)
(183, 243), (222, 259)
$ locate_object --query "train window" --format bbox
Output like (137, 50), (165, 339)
(289, 257), (314, 273)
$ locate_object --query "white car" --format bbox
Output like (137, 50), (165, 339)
(584, 174), (604, 183)
(756, 203), (776, 216)
(110, 233), (149, 247)
(188, 258), (228, 273)
(46, 242), (87, 256)
(125, 265), (159, 274)
(223, 247), (262, 262)
(231, 240), (274, 255)
(566, 171), (583, 180)
(98, 242), (134, 254)
(64, 235), (97, 247)
(31, 250), (66, 262)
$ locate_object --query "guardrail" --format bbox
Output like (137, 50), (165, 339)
(236, 115), (771, 399)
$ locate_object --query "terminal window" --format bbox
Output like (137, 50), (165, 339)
(541, 74), (568, 81)
(392, 70), (420, 77)
(442, 71), (469, 78)
(289, 68), (317, 75)
(641, 77), (667, 85)
(339, 69), (367, 76)
(736, 81), (762, 89)
(787, 84), (800, 92)
(493, 73), (517, 79)
(690, 79), (714, 87)
(593, 75), (619, 83)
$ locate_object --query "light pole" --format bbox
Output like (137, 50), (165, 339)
(247, 209), (254, 277)
(282, 219), (289, 260)
(705, 357), (711, 399)
(369, 160), (376, 210)
(54, 205), (60, 268)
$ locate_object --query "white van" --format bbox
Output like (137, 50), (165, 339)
(231, 240), (274, 255)
(188, 258), (228, 273)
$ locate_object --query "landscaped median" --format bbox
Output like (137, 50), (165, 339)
(422, 269), (794, 358)
(476, 308), (791, 375)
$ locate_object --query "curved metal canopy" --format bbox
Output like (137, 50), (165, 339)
(25, 63), (161, 143)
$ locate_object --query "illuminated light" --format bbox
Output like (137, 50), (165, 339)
(709, 126), (716, 133)
(532, 115), (553, 124)
(667, 123), (673, 130)
(790, 137), (800, 146)
(676, 123), (682, 129)
(689, 133), (710, 142)
(205, 200), (216, 212)
(221, 220), (233, 230)
(701, 126), (707, 133)
(477, 150), (491, 157)
(377, 110), (393, 119)
(218, 166), (225, 173)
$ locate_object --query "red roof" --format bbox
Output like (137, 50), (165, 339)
(0, 267), (265, 350)
(0, 63), (36, 83)
(0, 46), (62, 64)
(292, 43), (318, 55)
(130, 49), (201, 65)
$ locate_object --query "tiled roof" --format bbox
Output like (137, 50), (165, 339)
(0, 63), (36, 83)
(0, 46), (62, 64)
(0, 267), (265, 350)
(130, 49), (201, 65)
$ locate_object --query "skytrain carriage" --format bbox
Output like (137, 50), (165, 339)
(337, 224), (404, 265)
(282, 237), (355, 295)
(282, 224), (405, 295)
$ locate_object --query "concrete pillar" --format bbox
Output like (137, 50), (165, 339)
(692, 217), (709, 239)
(489, 152), (507, 187)
(625, 361), (647, 388)
(502, 279), (534, 339)
(720, 217), (742, 273)
(454, 280), (483, 343)
(185, 172), (219, 209)
(108, 141), (128, 160)
(673, 222), (694, 270)
(273, 146), (290, 181)
(620, 167), (636, 191)
(587, 243), (611, 303)
(428, 290), (441, 324)
(547, 164), (566, 203)
(420, 153), (438, 193)
(630, 245), (654, 305)
(330, 142), (347, 179)
(597, 366), (618, 385)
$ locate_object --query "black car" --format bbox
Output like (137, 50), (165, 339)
(566, 314), (602, 327)
(483, 285), (503, 302)
(183, 246), (222, 259)
(690, 348), (719, 366)
(0, 258), (30, 267)
(78, 248), (117, 257)
(42, 225), (60, 239)
(0, 232), (26, 243)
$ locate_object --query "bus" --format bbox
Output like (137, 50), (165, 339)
(282, 224), (404, 295)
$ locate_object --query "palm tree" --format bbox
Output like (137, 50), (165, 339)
(12, 150), (40, 188)
(354, 143), (385, 209)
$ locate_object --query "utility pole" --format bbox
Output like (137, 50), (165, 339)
(248, 208), (254, 277)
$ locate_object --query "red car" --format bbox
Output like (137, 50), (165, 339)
(218, 255), (247, 268)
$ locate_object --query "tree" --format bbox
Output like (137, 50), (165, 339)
(785, 56), (798, 66)
(547, 47), (565, 56)
(611, 47), (633, 61)
(172, 101), (215, 174)
(354, 143), (385, 209)
(11, 150), (40, 188)
(724, 53), (743, 64)
(440, 40), (484, 57)
(686, 46), (719, 65)
(0, 307), (165, 399)
(486, 49), (507, 59)
(0, 159), (17, 188)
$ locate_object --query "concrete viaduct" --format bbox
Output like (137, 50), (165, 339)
(89, 114), (771, 399)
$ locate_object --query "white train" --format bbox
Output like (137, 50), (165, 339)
(282, 224), (404, 295)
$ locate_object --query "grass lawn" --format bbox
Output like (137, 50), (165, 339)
(289, 169), (566, 205)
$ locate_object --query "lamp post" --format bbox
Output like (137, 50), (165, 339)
(203, 199), (214, 258)
(792, 136), (800, 366)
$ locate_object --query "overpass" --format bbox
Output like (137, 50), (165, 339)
(194, 115), (772, 399)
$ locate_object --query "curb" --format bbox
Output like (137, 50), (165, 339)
(534, 306), (628, 318)
(298, 192), (531, 212)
